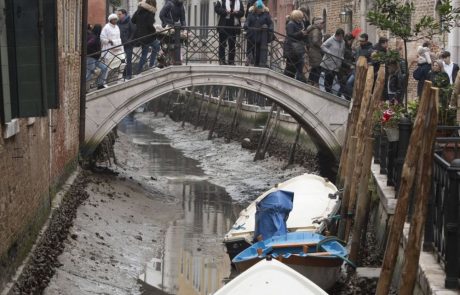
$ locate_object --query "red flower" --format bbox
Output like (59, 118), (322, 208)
(382, 109), (394, 123)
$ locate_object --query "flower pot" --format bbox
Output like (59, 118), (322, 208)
(384, 127), (399, 142)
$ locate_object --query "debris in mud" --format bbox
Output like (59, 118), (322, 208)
(12, 172), (91, 294)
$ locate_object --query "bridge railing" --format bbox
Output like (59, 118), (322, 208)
(86, 25), (350, 96)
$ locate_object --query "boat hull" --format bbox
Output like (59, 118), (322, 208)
(224, 238), (252, 262)
(234, 255), (342, 291)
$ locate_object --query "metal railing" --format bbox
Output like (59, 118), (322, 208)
(373, 122), (460, 288)
(86, 25), (350, 96)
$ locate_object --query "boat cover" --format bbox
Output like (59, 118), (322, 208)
(253, 190), (294, 242)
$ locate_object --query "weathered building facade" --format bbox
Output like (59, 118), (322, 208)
(0, 0), (82, 289)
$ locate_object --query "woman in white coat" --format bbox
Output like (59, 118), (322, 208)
(100, 14), (125, 70)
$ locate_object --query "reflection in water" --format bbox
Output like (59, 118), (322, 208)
(118, 116), (236, 295)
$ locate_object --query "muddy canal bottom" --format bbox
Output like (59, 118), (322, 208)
(45, 116), (239, 295)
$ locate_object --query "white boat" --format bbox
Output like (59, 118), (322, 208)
(213, 258), (328, 295)
(223, 173), (340, 261)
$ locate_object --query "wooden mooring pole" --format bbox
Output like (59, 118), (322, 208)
(398, 87), (438, 295)
(260, 106), (281, 159)
(337, 57), (368, 186)
(202, 86), (214, 130)
(182, 86), (196, 127)
(287, 124), (302, 166)
(226, 88), (244, 143)
(376, 82), (434, 295)
(195, 87), (206, 128)
(254, 103), (276, 161)
(208, 86), (227, 139)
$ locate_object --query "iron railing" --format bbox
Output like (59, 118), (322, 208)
(373, 122), (460, 288)
(86, 25), (350, 96)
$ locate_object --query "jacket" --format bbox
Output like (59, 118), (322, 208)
(306, 24), (322, 67)
(215, 0), (244, 34)
(87, 30), (101, 59)
(100, 22), (125, 62)
(320, 35), (345, 71)
(117, 15), (136, 46)
(132, 1), (157, 45)
(160, 0), (186, 27)
(413, 62), (431, 97)
(355, 42), (373, 61)
(244, 5), (273, 43)
(284, 20), (307, 58)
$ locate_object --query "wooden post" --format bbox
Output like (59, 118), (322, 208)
(344, 65), (386, 241)
(254, 103), (275, 161)
(339, 65), (376, 240)
(260, 106), (281, 159)
(349, 137), (374, 264)
(287, 124), (302, 166)
(164, 92), (174, 117)
(338, 57), (369, 185)
(338, 136), (358, 240)
(202, 86), (213, 130)
(376, 81), (434, 295)
(398, 88), (438, 295)
(226, 88), (244, 143)
(208, 86), (227, 139)
(182, 86), (196, 127)
(195, 87), (206, 128)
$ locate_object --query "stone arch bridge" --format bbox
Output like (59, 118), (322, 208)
(84, 65), (349, 160)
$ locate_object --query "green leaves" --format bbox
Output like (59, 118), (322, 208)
(366, 0), (459, 42)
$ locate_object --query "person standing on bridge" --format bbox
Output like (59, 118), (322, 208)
(160, 0), (186, 65)
(101, 14), (126, 70)
(320, 28), (345, 95)
(284, 10), (308, 82)
(214, 0), (244, 65)
(306, 17), (324, 86)
(244, 0), (273, 67)
(117, 9), (136, 80)
(132, 0), (161, 72)
(86, 24), (109, 90)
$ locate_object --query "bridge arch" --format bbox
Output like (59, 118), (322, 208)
(84, 65), (349, 160)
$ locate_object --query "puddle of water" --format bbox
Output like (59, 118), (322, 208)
(118, 116), (236, 295)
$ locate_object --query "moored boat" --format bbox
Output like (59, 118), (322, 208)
(232, 232), (348, 291)
(213, 258), (328, 295)
(223, 173), (340, 261)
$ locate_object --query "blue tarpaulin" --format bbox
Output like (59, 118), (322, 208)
(253, 190), (294, 242)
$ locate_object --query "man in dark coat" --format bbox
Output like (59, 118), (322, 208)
(132, 0), (161, 72)
(215, 0), (244, 65)
(117, 9), (136, 80)
(160, 0), (186, 27)
(244, 0), (273, 67)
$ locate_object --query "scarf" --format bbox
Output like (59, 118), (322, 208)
(226, 0), (240, 13)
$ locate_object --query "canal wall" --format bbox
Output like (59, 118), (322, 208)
(146, 90), (340, 179)
(0, 2), (82, 290)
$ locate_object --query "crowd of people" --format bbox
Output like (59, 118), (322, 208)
(86, 0), (459, 104)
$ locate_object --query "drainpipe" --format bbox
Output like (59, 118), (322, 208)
(79, 0), (88, 148)
(360, 0), (367, 33)
(448, 0), (460, 62)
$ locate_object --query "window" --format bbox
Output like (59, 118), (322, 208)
(1, 0), (59, 119)
(194, 5), (197, 26)
(199, 2), (209, 38)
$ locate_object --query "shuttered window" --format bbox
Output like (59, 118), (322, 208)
(1, 0), (59, 119)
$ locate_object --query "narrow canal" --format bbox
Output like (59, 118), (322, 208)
(44, 113), (311, 295)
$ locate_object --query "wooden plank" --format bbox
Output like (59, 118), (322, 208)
(271, 242), (318, 249)
(398, 87), (438, 295)
(376, 81), (434, 295)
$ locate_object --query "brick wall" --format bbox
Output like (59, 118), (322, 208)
(88, 0), (107, 26)
(0, 0), (82, 289)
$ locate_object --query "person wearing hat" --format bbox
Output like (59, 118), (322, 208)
(244, 0), (273, 67)
(306, 17), (324, 86)
(100, 13), (125, 69)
